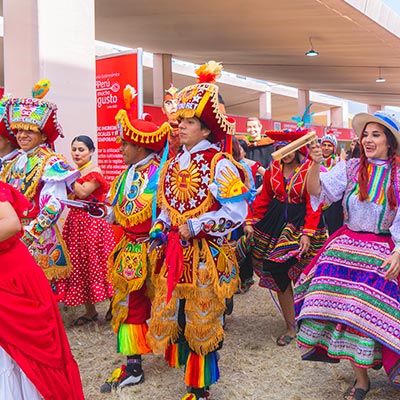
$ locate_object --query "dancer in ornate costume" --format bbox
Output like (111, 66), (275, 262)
(296, 112), (400, 400)
(100, 106), (170, 392)
(244, 129), (327, 346)
(56, 135), (115, 325)
(147, 61), (251, 400)
(1, 80), (78, 280)
(162, 83), (181, 156)
(0, 181), (84, 400)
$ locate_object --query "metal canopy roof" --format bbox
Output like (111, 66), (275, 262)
(95, 0), (400, 111)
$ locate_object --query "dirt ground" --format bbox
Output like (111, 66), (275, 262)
(63, 283), (399, 400)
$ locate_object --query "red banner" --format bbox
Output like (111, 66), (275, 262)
(96, 51), (143, 183)
(143, 104), (356, 142)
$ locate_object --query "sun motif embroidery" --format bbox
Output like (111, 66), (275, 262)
(170, 162), (201, 202)
(216, 167), (248, 199)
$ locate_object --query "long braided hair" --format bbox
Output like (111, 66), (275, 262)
(358, 124), (398, 210)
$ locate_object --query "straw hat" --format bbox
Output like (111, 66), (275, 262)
(352, 111), (400, 155)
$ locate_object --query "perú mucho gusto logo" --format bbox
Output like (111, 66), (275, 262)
(96, 79), (121, 108)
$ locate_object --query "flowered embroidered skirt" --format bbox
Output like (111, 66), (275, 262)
(295, 227), (400, 385)
(252, 198), (326, 292)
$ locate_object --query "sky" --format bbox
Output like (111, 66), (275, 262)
(382, 0), (400, 15)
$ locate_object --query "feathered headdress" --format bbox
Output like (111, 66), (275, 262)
(291, 103), (314, 130)
(175, 61), (235, 144)
(7, 79), (63, 144)
(115, 84), (169, 152)
(32, 79), (50, 99)
(195, 60), (223, 83)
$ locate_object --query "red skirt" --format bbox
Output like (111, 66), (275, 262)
(0, 240), (84, 399)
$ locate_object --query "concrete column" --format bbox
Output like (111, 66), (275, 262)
(330, 106), (343, 127)
(3, 0), (97, 163)
(259, 89), (272, 119)
(297, 89), (310, 117)
(367, 104), (384, 114)
(153, 53), (173, 106)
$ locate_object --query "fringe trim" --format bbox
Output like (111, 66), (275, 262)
(201, 239), (240, 301)
(3, 147), (53, 201)
(115, 109), (170, 146)
(184, 351), (220, 388)
(164, 342), (189, 368)
(108, 235), (148, 332)
(157, 158), (215, 226)
(117, 322), (151, 355)
(10, 122), (40, 133)
(109, 175), (153, 228)
(146, 292), (180, 355)
(175, 83), (236, 136)
(184, 321), (225, 356)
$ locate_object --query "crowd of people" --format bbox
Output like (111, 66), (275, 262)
(0, 66), (399, 400)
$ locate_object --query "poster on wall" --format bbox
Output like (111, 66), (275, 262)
(95, 50), (143, 183)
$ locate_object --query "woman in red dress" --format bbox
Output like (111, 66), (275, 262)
(0, 181), (84, 399)
(57, 135), (115, 325)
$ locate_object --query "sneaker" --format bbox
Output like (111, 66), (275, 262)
(99, 365), (144, 393)
(181, 387), (210, 400)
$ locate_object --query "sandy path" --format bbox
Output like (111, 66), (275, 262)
(64, 284), (398, 400)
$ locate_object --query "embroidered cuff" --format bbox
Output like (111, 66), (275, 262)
(21, 230), (35, 247)
(392, 246), (400, 255)
(187, 220), (196, 238)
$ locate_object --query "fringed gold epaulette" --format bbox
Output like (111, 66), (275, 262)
(116, 109), (170, 146)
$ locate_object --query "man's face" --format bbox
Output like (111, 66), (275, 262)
(178, 117), (210, 151)
(17, 129), (47, 152)
(246, 120), (262, 141)
(321, 141), (335, 158)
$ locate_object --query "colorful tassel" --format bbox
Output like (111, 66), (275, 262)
(117, 323), (151, 355)
(32, 79), (50, 99)
(123, 84), (137, 110)
(195, 61), (223, 84)
(184, 351), (220, 388)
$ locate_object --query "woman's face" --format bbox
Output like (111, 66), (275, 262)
(239, 145), (246, 160)
(361, 122), (390, 160)
(276, 144), (297, 165)
(71, 140), (93, 168)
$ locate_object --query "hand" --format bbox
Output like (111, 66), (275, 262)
(244, 224), (254, 240)
(299, 235), (311, 256)
(340, 148), (347, 161)
(381, 251), (400, 280)
(178, 224), (191, 241)
(309, 141), (323, 164)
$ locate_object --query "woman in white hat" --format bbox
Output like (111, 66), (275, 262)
(296, 112), (400, 399)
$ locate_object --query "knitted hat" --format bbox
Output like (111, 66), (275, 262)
(321, 133), (337, 150)
(174, 61), (235, 143)
(7, 79), (63, 144)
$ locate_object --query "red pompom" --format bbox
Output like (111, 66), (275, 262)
(142, 113), (152, 122)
